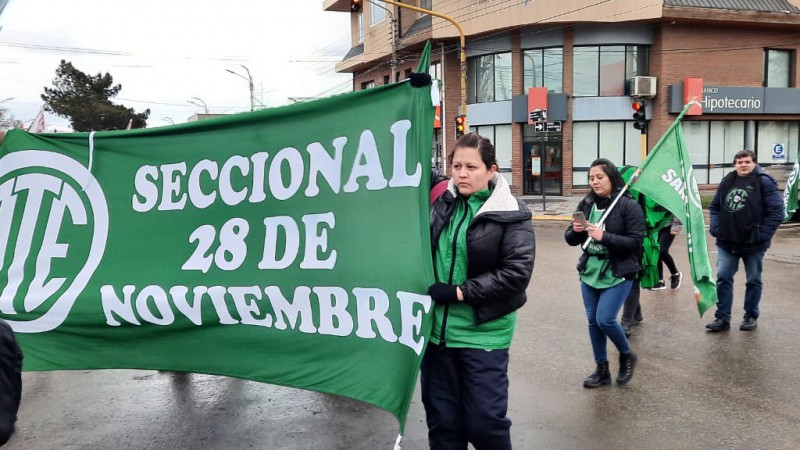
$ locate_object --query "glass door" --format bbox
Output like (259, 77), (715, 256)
(523, 127), (562, 195)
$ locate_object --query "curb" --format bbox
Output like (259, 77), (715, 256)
(532, 215), (571, 221)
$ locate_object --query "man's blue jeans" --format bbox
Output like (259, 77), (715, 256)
(581, 280), (633, 363)
(715, 247), (765, 321)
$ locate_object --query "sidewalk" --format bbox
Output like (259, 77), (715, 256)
(520, 195), (579, 221)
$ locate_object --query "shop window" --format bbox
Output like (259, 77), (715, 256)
(466, 53), (512, 103)
(523, 47), (563, 93)
(572, 121), (643, 187)
(682, 121), (746, 184)
(573, 45), (648, 97)
(471, 124), (513, 185)
(765, 49), (792, 88)
(757, 121), (799, 164)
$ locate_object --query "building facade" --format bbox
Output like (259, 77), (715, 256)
(324, 0), (800, 195)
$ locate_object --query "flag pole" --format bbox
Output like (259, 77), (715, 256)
(580, 98), (700, 250)
(580, 169), (641, 250)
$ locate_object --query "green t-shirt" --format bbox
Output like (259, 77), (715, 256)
(430, 189), (516, 349)
(579, 204), (624, 289)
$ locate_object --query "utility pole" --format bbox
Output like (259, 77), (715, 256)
(381, 0), (467, 120)
(227, 65), (256, 112)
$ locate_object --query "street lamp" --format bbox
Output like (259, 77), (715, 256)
(162, 117), (174, 125)
(226, 65), (255, 112)
(0, 97), (13, 103)
(187, 97), (209, 114)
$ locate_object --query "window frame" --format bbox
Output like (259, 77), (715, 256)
(764, 48), (793, 88)
(522, 46), (564, 93)
(572, 45), (649, 97)
(466, 52), (513, 104)
(370, 1), (386, 26)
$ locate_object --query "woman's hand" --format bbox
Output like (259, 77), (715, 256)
(586, 223), (604, 242)
(572, 219), (586, 232)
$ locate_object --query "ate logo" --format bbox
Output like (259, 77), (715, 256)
(0, 150), (108, 333)
(724, 187), (751, 212)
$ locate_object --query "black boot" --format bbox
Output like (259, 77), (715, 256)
(617, 352), (638, 385)
(583, 362), (611, 388)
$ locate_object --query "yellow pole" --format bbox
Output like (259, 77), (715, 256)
(640, 132), (647, 160)
(380, 0), (467, 122)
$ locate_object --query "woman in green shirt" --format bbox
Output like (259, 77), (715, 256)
(565, 158), (644, 388)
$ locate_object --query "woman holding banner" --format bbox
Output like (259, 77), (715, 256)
(565, 158), (644, 388)
(424, 132), (535, 450)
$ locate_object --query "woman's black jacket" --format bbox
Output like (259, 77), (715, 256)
(430, 174), (535, 325)
(564, 191), (645, 279)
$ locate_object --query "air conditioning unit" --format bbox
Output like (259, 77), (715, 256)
(631, 76), (657, 98)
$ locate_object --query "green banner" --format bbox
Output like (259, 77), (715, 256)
(783, 160), (799, 221)
(630, 103), (717, 316)
(0, 80), (435, 429)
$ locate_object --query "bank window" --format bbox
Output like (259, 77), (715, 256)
(765, 49), (792, 88)
(573, 45), (648, 97)
(467, 53), (512, 103)
(471, 124), (513, 185)
(370, 1), (386, 26)
(682, 121), (746, 184)
(523, 47), (563, 93)
(757, 121), (799, 164)
(572, 121), (642, 187)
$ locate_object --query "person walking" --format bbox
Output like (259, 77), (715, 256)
(650, 216), (683, 291)
(565, 158), (644, 388)
(0, 319), (23, 446)
(706, 150), (784, 332)
(424, 132), (535, 449)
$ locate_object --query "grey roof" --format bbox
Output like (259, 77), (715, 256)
(664, 0), (800, 12)
(343, 43), (364, 60)
(404, 15), (432, 37)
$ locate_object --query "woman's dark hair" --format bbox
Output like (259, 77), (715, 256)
(588, 158), (623, 199)
(448, 132), (497, 169)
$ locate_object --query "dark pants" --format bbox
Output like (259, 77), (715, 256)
(0, 320), (23, 446)
(657, 227), (678, 279)
(420, 344), (512, 450)
(621, 279), (642, 325)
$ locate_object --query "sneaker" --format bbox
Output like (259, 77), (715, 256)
(705, 317), (731, 332)
(740, 314), (758, 331)
(621, 321), (632, 337)
(670, 272), (682, 290)
(649, 280), (666, 291)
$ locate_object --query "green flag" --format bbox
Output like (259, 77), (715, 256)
(0, 67), (435, 429)
(783, 160), (799, 222)
(629, 103), (717, 316)
(621, 166), (672, 289)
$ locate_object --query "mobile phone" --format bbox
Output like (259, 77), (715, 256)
(572, 211), (589, 228)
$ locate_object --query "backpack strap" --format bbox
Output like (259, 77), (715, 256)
(430, 179), (449, 206)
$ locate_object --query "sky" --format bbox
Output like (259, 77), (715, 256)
(0, 0), (354, 131)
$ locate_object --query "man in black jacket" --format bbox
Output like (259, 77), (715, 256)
(0, 319), (22, 445)
(707, 150), (784, 332)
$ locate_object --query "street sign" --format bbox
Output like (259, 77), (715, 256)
(534, 121), (562, 132)
(529, 109), (547, 123)
(772, 143), (786, 162)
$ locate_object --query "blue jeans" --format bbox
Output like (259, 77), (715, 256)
(715, 247), (765, 321)
(581, 280), (633, 363)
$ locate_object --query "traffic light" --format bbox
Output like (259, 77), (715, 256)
(632, 101), (647, 133)
(454, 115), (466, 139)
(351, 0), (361, 12)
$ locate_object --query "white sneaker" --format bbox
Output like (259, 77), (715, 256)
(650, 280), (666, 291)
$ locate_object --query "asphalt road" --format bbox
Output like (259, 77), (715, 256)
(6, 222), (800, 449)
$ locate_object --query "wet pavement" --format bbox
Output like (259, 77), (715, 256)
(6, 220), (800, 449)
